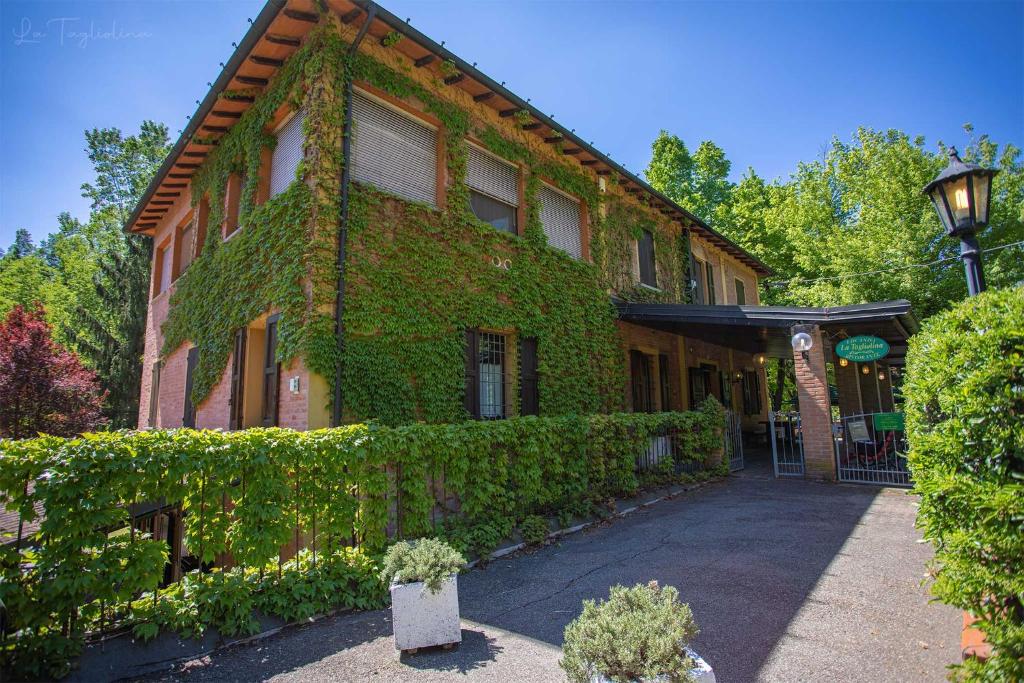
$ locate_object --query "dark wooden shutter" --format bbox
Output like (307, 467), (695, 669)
(229, 329), (247, 430)
(638, 230), (657, 288)
(706, 262), (716, 304)
(735, 278), (746, 305)
(519, 337), (539, 416)
(630, 351), (654, 413)
(690, 255), (705, 304)
(261, 317), (280, 427)
(688, 366), (706, 408)
(148, 360), (162, 428)
(182, 347), (199, 428)
(658, 353), (671, 411)
(463, 328), (480, 418)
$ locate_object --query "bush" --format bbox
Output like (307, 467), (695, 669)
(380, 538), (465, 593)
(561, 581), (698, 683)
(904, 287), (1024, 681)
(0, 408), (723, 678)
(519, 514), (550, 546)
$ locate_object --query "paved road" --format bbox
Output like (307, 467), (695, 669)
(144, 459), (960, 682)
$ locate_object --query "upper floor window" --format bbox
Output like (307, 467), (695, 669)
(223, 172), (245, 239)
(351, 90), (437, 206)
(538, 183), (582, 259)
(735, 278), (746, 305)
(270, 108), (305, 198)
(153, 238), (172, 297)
(466, 143), (518, 233)
(691, 257), (706, 304)
(172, 212), (195, 282)
(638, 229), (657, 288)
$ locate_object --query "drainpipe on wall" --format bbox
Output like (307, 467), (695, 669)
(332, 3), (378, 427)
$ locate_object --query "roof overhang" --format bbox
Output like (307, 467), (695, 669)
(616, 299), (918, 365)
(124, 0), (770, 276)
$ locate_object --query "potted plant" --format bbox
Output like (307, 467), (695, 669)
(380, 538), (466, 654)
(561, 581), (715, 683)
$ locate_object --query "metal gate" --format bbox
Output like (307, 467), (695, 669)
(835, 412), (911, 487)
(770, 411), (805, 477)
(725, 410), (744, 471)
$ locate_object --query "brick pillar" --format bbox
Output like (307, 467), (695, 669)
(792, 325), (836, 480)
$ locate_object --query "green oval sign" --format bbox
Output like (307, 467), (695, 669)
(836, 335), (889, 362)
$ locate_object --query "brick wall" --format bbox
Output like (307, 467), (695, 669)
(792, 325), (836, 480)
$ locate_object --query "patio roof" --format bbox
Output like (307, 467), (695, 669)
(615, 299), (918, 365)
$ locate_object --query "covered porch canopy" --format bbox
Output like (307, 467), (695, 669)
(616, 299), (919, 481)
(616, 299), (918, 367)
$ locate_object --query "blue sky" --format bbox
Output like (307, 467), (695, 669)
(2, 0), (1021, 247)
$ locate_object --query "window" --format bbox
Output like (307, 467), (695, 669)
(261, 316), (280, 427)
(173, 214), (194, 282)
(638, 230), (657, 288)
(148, 360), (162, 428)
(688, 364), (716, 408)
(194, 196), (209, 256)
(538, 183), (582, 258)
(519, 337), (539, 416)
(630, 351), (654, 413)
(153, 239), (172, 297)
(466, 144), (518, 233)
(735, 278), (746, 305)
(224, 173), (245, 238)
(270, 108), (305, 197)
(229, 329), (247, 430)
(351, 90), (437, 205)
(705, 261), (716, 304)
(183, 347), (199, 428)
(742, 369), (762, 415)
(464, 329), (511, 419)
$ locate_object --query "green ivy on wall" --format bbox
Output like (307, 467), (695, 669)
(162, 15), (693, 422)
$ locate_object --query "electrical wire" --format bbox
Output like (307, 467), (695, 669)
(764, 239), (1024, 288)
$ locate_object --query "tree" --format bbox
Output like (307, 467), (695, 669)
(72, 122), (170, 427)
(0, 304), (107, 439)
(4, 229), (37, 260)
(644, 131), (733, 226)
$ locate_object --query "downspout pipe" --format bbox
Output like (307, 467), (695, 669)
(332, 3), (377, 427)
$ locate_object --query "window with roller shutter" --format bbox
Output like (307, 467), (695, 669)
(538, 183), (581, 258)
(270, 108), (305, 198)
(466, 143), (518, 233)
(351, 90), (437, 206)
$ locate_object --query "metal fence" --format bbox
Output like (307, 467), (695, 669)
(637, 427), (709, 476)
(769, 411), (805, 477)
(835, 412), (911, 487)
(725, 410), (744, 472)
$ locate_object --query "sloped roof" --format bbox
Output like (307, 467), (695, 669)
(125, 0), (771, 276)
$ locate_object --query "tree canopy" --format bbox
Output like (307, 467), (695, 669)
(646, 125), (1024, 319)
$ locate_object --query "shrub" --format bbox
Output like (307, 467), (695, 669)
(904, 286), (1024, 681)
(519, 514), (550, 546)
(561, 581), (698, 683)
(380, 538), (466, 593)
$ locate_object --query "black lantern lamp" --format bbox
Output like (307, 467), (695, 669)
(923, 148), (999, 296)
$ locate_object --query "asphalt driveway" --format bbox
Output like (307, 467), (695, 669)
(143, 457), (960, 682)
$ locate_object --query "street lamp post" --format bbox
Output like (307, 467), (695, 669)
(922, 148), (999, 296)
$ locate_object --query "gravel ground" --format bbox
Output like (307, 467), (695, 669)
(141, 456), (959, 682)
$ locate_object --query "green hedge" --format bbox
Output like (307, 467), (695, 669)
(0, 403), (724, 678)
(904, 287), (1024, 681)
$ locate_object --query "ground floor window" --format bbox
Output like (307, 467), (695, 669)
(464, 328), (517, 420)
(183, 347), (199, 428)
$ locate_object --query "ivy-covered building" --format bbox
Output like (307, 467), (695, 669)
(129, 0), (776, 439)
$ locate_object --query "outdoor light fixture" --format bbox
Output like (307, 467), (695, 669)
(878, 369), (887, 381)
(839, 357), (849, 367)
(755, 353), (766, 366)
(861, 364), (871, 375)
(923, 147), (999, 296)
(791, 330), (813, 362)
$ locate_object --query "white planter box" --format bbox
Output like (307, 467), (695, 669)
(592, 647), (715, 683)
(390, 575), (461, 652)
